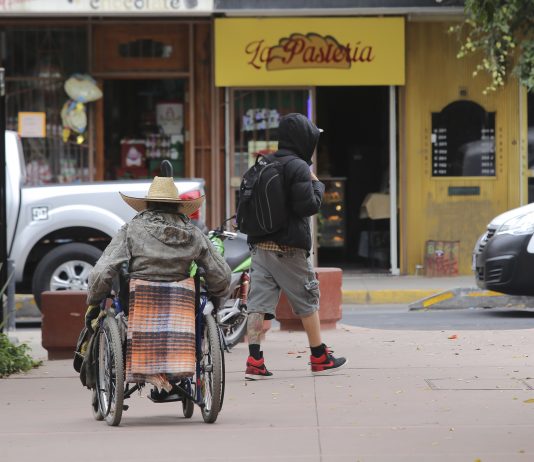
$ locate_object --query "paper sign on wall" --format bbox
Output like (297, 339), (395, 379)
(18, 112), (46, 138)
(248, 140), (278, 167)
(156, 102), (183, 135)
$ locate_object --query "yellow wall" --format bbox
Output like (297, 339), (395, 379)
(400, 21), (523, 275)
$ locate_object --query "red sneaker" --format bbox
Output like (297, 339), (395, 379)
(245, 355), (273, 380)
(310, 346), (347, 375)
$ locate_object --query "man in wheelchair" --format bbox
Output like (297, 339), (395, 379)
(84, 163), (231, 402)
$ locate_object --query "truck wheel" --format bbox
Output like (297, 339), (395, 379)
(32, 243), (103, 308)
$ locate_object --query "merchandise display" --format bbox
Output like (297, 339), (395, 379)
(61, 74), (102, 144)
(116, 104), (184, 179)
(118, 133), (184, 178)
(105, 79), (186, 180)
(318, 178), (346, 248)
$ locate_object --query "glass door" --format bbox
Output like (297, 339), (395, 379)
(229, 89), (310, 215)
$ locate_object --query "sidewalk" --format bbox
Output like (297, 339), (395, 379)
(3, 324), (534, 461)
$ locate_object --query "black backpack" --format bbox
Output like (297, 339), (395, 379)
(236, 154), (290, 237)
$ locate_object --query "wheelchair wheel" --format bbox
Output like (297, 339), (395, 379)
(199, 314), (224, 423)
(96, 315), (124, 426)
(182, 398), (194, 418)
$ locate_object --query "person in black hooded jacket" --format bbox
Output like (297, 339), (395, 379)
(245, 113), (347, 380)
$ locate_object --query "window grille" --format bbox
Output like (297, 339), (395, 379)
(1, 26), (90, 185)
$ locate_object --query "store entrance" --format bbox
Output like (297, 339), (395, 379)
(103, 79), (186, 180)
(316, 86), (390, 271)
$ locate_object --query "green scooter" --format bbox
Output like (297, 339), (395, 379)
(208, 216), (251, 349)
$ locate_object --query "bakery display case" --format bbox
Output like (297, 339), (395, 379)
(318, 178), (346, 248)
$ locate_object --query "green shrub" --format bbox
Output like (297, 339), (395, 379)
(0, 262), (42, 376)
(0, 332), (41, 378)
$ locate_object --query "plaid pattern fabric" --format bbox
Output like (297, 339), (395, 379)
(125, 278), (196, 384)
(255, 241), (298, 253)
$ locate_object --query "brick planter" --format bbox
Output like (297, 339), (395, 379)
(41, 291), (87, 360)
(275, 267), (342, 331)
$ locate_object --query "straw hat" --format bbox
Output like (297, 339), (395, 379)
(120, 176), (205, 216)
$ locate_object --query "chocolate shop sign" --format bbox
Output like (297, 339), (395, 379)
(0, 0), (213, 14)
(215, 17), (405, 87)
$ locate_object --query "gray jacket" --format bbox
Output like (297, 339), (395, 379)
(86, 209), (231, 305)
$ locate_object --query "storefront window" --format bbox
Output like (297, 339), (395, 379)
(1, 26), (89, 185)
(104, 79), (186, 180)
(431, 100), (496, 177)
(231, 89), (308, 211)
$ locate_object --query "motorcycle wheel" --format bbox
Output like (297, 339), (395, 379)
(220, 308), (247, 349)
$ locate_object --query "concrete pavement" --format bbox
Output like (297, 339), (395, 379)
(3, 321), (534, 461)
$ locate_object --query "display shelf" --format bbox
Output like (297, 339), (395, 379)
(318, 177), (346, 248)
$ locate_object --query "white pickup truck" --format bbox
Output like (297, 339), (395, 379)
(5, 131), (206, 307)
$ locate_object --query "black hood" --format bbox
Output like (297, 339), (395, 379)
(277, 113), (321, 165)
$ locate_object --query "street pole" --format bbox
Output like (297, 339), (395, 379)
(0, 68), (6, 333)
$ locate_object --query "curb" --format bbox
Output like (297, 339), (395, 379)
(408, 288), (534, 310)
(342, 289), (440, 305)
(18, 289), (534, 312)
(14, 294), (40, 320)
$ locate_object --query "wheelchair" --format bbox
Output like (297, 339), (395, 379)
(90, 269), (225, 426)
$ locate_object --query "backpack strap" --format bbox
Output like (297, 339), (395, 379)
(268, 153), (301, 190)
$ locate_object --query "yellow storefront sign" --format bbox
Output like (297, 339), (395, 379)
(215, 17), (405, 87)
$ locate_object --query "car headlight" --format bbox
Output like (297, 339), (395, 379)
(496, 213), (534, 236)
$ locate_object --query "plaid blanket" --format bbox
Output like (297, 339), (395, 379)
(125, 278), (196, 386)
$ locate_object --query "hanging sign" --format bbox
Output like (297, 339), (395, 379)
(0, 0), (213, 14)
(215, 17), (405, 87)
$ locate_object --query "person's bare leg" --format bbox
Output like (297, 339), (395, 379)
(300, 311), (322, 347)
(245, 312), (273, 379)
(247, 312), (264, 346)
